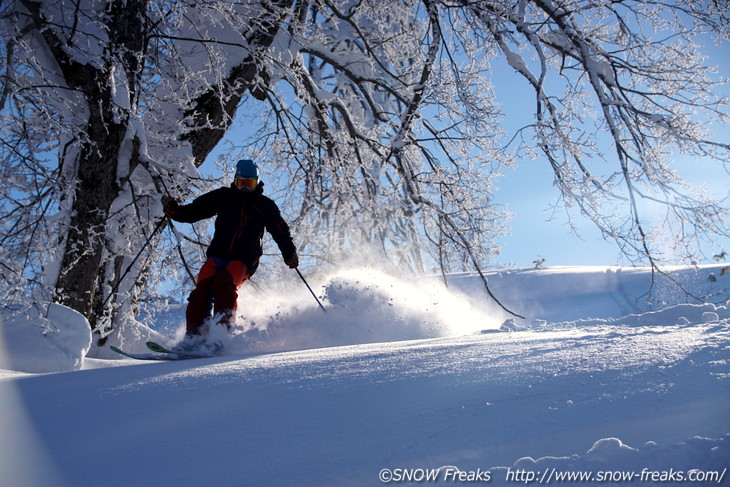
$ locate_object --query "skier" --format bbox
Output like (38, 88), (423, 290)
(162, 159), (298, 351)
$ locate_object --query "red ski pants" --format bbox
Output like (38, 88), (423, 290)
(186, 257), (250, 334)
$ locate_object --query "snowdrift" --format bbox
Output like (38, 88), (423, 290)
(0, 303), (91, 373)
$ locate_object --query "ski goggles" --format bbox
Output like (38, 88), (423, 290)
(234, 177), (259, 191)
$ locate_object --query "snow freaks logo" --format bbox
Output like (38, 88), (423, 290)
(378, 466), (728, 484)
(379, 467), (491, 483)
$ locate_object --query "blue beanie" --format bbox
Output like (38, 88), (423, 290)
(235, 159), (259, 179)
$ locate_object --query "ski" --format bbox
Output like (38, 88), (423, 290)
(146, 341), (216, 358)
(109, 342), (214, 361)
(110, 345), (184, 361)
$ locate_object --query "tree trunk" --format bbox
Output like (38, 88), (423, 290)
(55, 99), (127, 326)
(38, 0), (148, 335)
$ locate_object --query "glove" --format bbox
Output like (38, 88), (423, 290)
(284, 251), (299, 269)
(162, 196), (178, 217)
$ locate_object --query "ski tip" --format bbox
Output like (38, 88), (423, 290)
(146, 341), (169, 353)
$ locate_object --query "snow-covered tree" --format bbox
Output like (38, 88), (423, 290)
(1, 0), (728, 342)
(1, 0), (291, 340)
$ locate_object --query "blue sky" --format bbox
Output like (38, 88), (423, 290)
(493, 159), (621, 268)
(489, 39), (730, 269)
(494, 146), (730, 268)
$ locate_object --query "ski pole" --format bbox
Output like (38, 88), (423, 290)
(100, 216), (168, 310)
(295, 268), (326, 313)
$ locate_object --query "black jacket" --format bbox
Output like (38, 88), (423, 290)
(170, 183), (296, 273)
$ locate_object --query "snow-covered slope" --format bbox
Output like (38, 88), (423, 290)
(1, 265), (728, 486)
